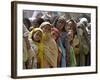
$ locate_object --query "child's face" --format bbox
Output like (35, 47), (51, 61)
(33, 31), (42, 42)
(42, 24), (51, 33)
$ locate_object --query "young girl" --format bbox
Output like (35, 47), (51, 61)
(29, 28), (44, 68)
(67, 30), (77, 66)
(40, 22), (58, 68)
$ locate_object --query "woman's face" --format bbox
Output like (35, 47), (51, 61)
(66, 21), (73, 32)
(42, 24), (51, 33)
(51, 32), (59, 40)
(67, 30), (74, 42)
(33, 31), (42, 42)
(56, 19), (65, 30)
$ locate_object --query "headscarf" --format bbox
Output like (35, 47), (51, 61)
(30, 28), (44, 68)
(40, 22), (58, 67)
(40, 22), (52, 40)
(30, 28), (43, 38)
(39, 21), (52, 29)
(51, 27), (60, 35)
(54, 16), (66, 32)
(51, 28), (60, 41)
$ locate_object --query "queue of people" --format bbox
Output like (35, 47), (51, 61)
(23, 11), (91, 69)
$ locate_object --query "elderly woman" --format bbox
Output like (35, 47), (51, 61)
(40, 22), (58, 68)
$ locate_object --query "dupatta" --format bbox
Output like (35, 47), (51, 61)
(30, 28), (44, 68)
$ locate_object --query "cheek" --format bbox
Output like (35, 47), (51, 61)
(38, 35), (42, 40)
(42, 28), (45, 32)
(42, 28), (48, 33)
(33, 34), (37, 40)
(53, 35), (57, 40)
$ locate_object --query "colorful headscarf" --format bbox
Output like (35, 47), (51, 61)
(51, 27), (60, 41)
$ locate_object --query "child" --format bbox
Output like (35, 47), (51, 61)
(29, 28), (44, 68)
(40, 22), (58, 68)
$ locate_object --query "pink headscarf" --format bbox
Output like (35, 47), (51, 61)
(51, 28), (60, 41)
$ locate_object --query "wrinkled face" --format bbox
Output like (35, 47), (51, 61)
(42, 24), (51, 33)
(56, 19), (65, 30)
(32, 31), (42, 42)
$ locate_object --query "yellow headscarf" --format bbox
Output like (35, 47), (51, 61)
(30, 28), (44, 68)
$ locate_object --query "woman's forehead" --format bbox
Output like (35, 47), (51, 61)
(43, 24), (51, 28)
(68, 21), (73, 25)
(58, 19), (65, 22)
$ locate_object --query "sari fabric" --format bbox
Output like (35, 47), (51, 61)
(29, 28), (44, 68)
(51, 28), (61, 67)
(40, 22), (58, 68)
(23, 25), (34, 69)
(58, 32), (70, 67)
(43, 36), (58, 67)
(70, 46), (77, 66)
(58, 37), (66, 67)
(72, 35), (80, 66)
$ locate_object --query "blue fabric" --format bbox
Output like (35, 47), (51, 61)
(58, 37), (66, 67)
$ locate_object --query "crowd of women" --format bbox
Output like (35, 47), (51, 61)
(23, 11), (91, 69)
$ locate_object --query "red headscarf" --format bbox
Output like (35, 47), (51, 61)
(51, 28), (60, 41)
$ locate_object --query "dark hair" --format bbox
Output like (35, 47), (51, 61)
(32, 18), (44, 28)
(67, 19), (77, 35)
(53, 16), (66, 32)
(23, 18), (31, 30)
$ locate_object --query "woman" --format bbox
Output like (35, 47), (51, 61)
(67, 30), (77, 66)
(54, 17), (70, 67)
(66, 19), (80, 66)
(29, 28), (44, 68)
(51, 28), (62, 67)
(40, 22), (58, 68)
(77, 20), (90, 66)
